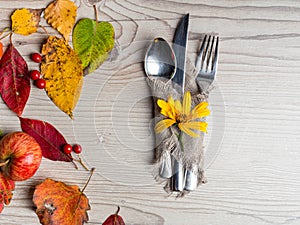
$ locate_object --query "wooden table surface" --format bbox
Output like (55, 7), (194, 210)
(1, 0), (300, 224)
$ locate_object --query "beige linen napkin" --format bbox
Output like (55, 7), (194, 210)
(146, 60), (211, 195)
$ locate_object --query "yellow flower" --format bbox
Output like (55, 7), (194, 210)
(155, 91), (210, 137)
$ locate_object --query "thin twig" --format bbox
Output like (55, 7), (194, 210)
(72, 160), (79, 170)
(75, 154), (90, 171)
(81, 167), (95, 193)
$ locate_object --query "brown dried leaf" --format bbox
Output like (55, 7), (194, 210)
(33, 178), (90, 225)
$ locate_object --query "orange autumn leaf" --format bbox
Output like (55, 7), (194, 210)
(44, 0), (77, 41)
(0, 173), (15, 213)
(33, 178), (90, 225)
(0, 42), (3, 59)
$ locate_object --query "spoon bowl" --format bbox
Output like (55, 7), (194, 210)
(144, 38), (176, 80)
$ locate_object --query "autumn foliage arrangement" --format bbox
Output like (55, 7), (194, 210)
(1, 0), (115, 118)
(0, 0), (126, 224)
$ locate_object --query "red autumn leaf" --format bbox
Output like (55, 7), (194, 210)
(0, 172), (15, 213)
(33, 178), (90, 225)
(103, 207), (125, 225)
(0, 44), (30, 116)
(19, 117), (72, 162)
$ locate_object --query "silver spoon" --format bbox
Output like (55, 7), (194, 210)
(144, 38), (176, 81)
(144, 37), (176, 178)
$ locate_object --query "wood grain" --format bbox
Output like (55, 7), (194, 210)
(0, 0), (300, 224)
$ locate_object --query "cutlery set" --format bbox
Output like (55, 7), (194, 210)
(145, 13), (219, 194)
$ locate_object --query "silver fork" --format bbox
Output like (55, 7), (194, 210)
(183, 34), (219, 191)
(195, 35), (219, 93)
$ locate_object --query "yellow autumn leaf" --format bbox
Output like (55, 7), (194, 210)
(11, 8), (42, 35)
(44, 0), (77, 41)
(41, 36), (83, 118)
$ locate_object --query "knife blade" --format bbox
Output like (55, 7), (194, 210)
(170, 13), (189, 192)
(172, 13), (189, 94)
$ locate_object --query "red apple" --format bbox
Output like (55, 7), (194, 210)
(0, 132), (42, 181)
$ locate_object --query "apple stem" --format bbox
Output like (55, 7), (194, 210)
(81, 167), (95, 193)
(0, 159), (10, 167)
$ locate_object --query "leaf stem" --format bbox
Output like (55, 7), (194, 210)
(115, 206), (120, 215)
(0, 27), (11, 41)
(40, 25), (50, 37)
(93, 4), (99, 23)
(81, 167), (95, 193)
(9, 32), (13, 44)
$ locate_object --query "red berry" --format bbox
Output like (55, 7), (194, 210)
(31, 53), (42, 63)
(30, 70), (41, 80)
(63, 144), (72, 154)
(35, 79), (46, 89)
(73, 144), (82, 154)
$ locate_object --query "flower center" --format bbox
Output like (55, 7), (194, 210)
(178, 113), (190, 123)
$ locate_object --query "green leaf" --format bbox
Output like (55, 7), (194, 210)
(72, 18), (114, 75)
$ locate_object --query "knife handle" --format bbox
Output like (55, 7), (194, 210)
(183, 168), (198, 191)
(170, 157), (184, 192)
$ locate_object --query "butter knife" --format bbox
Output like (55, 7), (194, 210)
(170, 13), (189, 192)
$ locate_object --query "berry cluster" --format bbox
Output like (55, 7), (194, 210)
(30, 53), (46, 89)
(63, 143), (82, 155)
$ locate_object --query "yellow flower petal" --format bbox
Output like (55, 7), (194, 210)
(158, 99), (176, 119)
(157, 99), (169, 110)
(167, 96), (176, 119)
(167, 95), (175, 106)
(194, 101), (209, 111)
(185, 121), (208, 133)
(155, 119), (176, 133)
(193, 108), (210, 119)
(192, 102), (210, 118)
(178, 123), (199, 137)
(175, 100), (182, 114)
(199, 122), (208, 132)
(182, 91), (191, 115)
(160, 109), (170, 118)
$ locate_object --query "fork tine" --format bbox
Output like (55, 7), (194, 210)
(212, 36), (219, 72)
(206, 35), (215, 72)
(195, 34), (219, 94)
(202, 35), (211, 71)
(195, 34), (207, 71)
